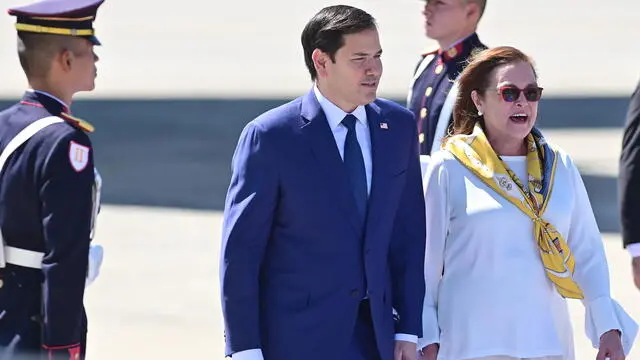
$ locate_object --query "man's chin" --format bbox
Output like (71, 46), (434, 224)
(362, 91), (378, 104)
(425, 27), (439, 40)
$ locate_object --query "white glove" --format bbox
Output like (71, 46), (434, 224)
(86, 244), (104, 287)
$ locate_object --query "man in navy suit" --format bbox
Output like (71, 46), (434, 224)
(220, 5), (426, 360)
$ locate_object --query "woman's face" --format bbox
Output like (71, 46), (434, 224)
(471, 61), (542, 143)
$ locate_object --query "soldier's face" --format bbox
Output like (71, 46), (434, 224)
(313, 28), (382, 112)
(472, 61), (540, 143)
(423, 0), (471, 41)
(68, 39), (99, 92)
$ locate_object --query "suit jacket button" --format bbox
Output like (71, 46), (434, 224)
(350, 289), (360, 298)
(0, 279), (3, 288)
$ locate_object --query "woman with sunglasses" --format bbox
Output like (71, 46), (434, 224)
(417, 46), (638, 360)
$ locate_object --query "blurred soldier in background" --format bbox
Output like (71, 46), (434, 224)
(0, 0), (105, 358)
(407, 0), (487, 156)
(618, 78), (640, 291)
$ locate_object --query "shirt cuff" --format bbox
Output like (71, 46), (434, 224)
(417, 305), (440, 350)
(584, 297), (639, 355)
(230, 349), (263, 360)
(627, 243), (640, 258)
(394, 333), (417, 343)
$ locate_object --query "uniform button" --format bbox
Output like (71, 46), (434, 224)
(435, 64), (444, 74)
(350, 289), (360, 298)
(419, 133), (425, 144)
(0, 279), (3, 289)
(420, 108), (428, 119)
(425, 87), (433, 97)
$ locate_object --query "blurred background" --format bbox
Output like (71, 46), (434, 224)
(1, 0), (640, 358)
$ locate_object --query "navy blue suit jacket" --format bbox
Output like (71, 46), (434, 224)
(220, 89), (426, 360)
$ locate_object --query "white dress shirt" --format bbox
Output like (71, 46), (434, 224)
(418, 150), (638, 360)
(313, 85), (372, 194)
(232, 87), (415, 360)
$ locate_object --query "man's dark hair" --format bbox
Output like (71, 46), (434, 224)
(17, 32), (83, 79)
(301, 5), (377, 80)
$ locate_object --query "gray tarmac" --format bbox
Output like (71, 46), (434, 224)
(83, 128), (640, 360)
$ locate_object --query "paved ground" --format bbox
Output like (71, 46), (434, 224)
(81, 128), (640, 359)
(83, 206), (640, 360)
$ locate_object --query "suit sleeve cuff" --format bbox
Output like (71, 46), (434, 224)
(394, 333), (417, 343)
(231, 349), (263, 360)
(627, 243), (640, 257)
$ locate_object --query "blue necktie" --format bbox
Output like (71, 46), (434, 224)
(342, 114), (368, 223)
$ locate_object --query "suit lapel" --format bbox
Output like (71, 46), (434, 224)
(364, 102), (393, 238)
(300, 89), (362, 235)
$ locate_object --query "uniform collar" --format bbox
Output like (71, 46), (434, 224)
(20, 89), (95, 133)
(438, 33), (482, 63)
(21, 89), (69, 115)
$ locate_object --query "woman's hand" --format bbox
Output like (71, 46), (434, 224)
(417, 343), (438, 360)
(597, 329), (624, 360)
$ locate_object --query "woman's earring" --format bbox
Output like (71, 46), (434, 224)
(477, 110), (483, 116)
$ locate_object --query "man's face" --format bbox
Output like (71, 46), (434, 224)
(423, 0), (471, 41)
(65, 38), (99, 92)
(321, 28), (382, 111)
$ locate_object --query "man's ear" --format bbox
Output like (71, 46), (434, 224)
(58, 49), (73, 72)
(465, 2), (481, 22)
(312, 49), (330, 78)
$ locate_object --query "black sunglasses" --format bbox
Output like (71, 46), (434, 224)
(498, 85), (543, 102)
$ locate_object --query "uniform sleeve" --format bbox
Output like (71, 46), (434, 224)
(417, 153), (448, 350)
(564, 157), (638, 355)
(619, 81), (640, 250)
(39, 129), (94, 352)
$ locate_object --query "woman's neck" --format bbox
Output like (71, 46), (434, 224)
(489, 136), (527, 156)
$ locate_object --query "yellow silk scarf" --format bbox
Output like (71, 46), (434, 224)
(444, 124), (584, 299)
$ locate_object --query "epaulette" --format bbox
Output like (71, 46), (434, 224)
(59, 112), (95, 133)
(421, 47), (439, 57)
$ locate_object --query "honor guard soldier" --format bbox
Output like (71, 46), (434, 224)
(0, 0), (105, 358)
(407, 0), (487, 156)
(619, 79), (640, 291)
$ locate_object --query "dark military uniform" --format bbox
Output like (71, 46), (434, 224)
(407, 33), (487, 155)
(619, 79), (640, 255)
(0, 0), (104, 359)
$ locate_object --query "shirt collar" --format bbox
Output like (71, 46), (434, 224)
(313, 84), (367, 131)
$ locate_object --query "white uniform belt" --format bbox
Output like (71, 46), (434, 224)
(2, 246), (44, 269)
